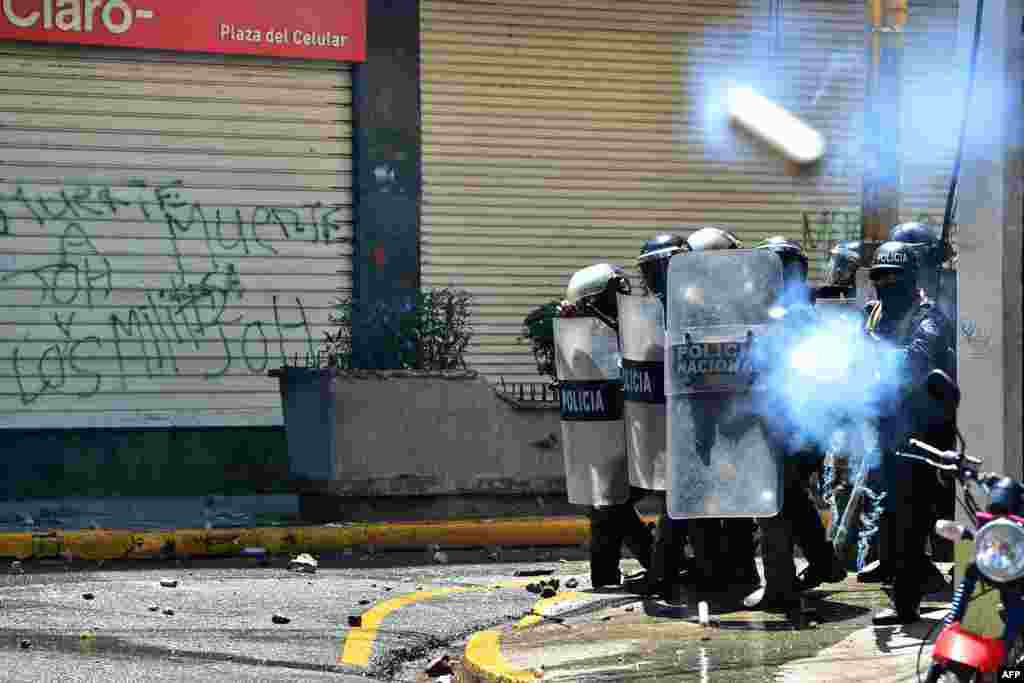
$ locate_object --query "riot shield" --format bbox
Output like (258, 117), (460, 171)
(664, 249), (784, 519)
(814, 298), (860, 324)
(554, 317), (630, 507)
(617, 294), (667, 492)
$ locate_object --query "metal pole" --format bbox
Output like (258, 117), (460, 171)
(861, 0), (906, 262)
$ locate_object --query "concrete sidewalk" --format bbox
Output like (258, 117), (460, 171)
(460, 564), (954, 683)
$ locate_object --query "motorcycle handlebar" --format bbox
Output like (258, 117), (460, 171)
(908, 438), (982, 465)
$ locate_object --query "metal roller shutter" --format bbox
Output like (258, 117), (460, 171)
(421, 0), (864, 385)
(901, 0), (960, 225)
(0, 42), (353, 428)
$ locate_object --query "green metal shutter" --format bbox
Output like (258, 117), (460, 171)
(0, 43), (353, 428)
(421, 0), (864, 385)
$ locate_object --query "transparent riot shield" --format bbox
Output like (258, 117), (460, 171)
(814, 298), (860, 324)
(665, 249), (784, 519)
(617, 294), (667, 492)
(553, 317), (630, 507)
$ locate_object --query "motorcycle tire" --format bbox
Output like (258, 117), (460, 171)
(923, 661), (991, 683)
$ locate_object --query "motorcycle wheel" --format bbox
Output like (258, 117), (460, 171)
(923, 661), (989, 683)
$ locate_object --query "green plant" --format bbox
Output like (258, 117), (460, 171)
(519, 301), (561, 384)
(320, 288), (474, 371)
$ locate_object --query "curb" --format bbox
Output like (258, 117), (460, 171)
(0, 516), (610, 561)
(0, 511), (836, 562)
(462, 629), (539, 683)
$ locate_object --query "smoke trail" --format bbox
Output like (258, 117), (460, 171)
(750, 304), (910, 463)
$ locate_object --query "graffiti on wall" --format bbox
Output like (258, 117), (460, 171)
(0, 179), (346, 407)
(801, 210), (947, 271)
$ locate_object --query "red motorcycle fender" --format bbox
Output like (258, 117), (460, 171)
(933, 622), (1007, 673)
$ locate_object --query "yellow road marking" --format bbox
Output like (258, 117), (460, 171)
(464, 629), (538, 683)
(339, 579), (532, 667)
(515, 591), (581, 630)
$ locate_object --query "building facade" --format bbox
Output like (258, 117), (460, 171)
(0, 0), (962, 498)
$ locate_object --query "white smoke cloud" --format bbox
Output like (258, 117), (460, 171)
(750, 307), (908, 469)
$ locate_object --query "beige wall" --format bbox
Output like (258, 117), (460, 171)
(955, 0), (1023, 486)
(328, 377), (564, 497)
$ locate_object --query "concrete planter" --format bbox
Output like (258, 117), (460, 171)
(272, 369), (567, 521)
(269, 367), (340, 482)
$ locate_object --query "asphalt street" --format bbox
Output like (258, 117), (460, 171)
(0, 548), (951, 683)
(0, 547), (599, 683)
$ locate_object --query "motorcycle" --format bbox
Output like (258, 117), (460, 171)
(902, 370), (1024, 683)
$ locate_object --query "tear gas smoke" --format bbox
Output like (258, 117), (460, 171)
(750, 309), (907, 470)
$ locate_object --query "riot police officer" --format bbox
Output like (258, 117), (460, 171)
(857, 225), (954, 586)
(816, 241), (862, 302)
(556, 264), (654, 588)
(633, 233), (692, 599)
(861, 241), (954, 625)
(743, 237), (847, 610)
(683, 227), (760, 592)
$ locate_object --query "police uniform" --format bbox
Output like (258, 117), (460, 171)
(634, 234), (692, 600)
(556, 265), (653, 589)
(680, 228), (760, 593)
(743, 237), (846, 610)
(864, 242), (955, 625)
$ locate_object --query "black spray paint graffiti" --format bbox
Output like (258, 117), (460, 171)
(1, 181), (329, 405)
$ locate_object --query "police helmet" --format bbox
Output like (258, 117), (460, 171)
(869, 241), (918, 283)
(756, 236), (808, 284)
(565, 263), (631, 323)
(686, 227), (743, 251)
(825, 241), (861, 288)
(888, 221), (944, 269)
(637, 233), (689, 298)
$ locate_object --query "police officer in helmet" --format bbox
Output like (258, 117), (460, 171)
(862, 241), (953, 624)
(887, 222), (950, 316)
(558, 264), (655, 589)
(638, 234), (689, 307)
(817, 241), (862, 301)
(743, 236), (847, 610)
(634, 233), (692, 599)
(681, 227), (761, 591)
(858, 226), (954, 586)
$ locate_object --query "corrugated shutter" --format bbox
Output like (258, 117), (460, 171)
(421, 0), (865, 384)
(0, 43), (352, 428)
(901, 0), (960, 225)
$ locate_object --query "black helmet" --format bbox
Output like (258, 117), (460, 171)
(869, 241), (918, 282)
(756, 236), (808, 284)
(637, 233), (689, 298)
(687, 227), (742, 251)
(888, 221), (944, 269)
(825, 240), (861, 288)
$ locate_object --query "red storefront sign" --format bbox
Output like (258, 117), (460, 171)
(0, 0), (365, 62)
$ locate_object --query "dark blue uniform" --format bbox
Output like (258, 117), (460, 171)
(865, 298), (955, 617)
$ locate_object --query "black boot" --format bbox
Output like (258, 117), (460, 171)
(648, 513), (686, 598)
(857, 559), (894, 584)
(744, 517), (796, 610)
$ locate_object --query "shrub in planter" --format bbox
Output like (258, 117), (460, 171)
(519, 301), (561, 385)
(320, 288), (474, 371)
